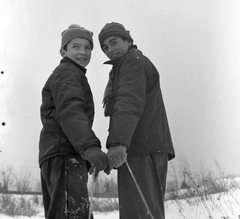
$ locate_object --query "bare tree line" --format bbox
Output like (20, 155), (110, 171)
(0, 165), (33, 194)
(0, 164), (118, 197)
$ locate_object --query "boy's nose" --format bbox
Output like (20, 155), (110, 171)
(108, 46), (114, 52)
(79, 48), (86, 54)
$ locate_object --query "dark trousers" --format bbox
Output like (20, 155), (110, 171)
(118, 153), (168, 219)
(41, 155), (93, 219)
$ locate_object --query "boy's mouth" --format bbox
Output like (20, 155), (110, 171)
(76, 57), (87, 61)
(111, 53), (118, 59)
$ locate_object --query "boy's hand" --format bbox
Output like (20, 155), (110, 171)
(83, 147), (109, 177)
(107, 145), (127, 169)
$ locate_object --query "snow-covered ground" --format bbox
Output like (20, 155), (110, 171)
(0, 211), (119, 219)
(0, 202), (119, 219)
(165, 189), (240, 219)
(1, 181), (240, 219)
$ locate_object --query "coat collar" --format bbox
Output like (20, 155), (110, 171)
(61, 57), (87, 74)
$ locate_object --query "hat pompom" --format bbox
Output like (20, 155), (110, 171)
(65, 24), (93, 36)
(68, 24), (81, 28)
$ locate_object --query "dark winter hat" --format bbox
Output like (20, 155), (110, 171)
(60, 24), (94, 56)
(98, 22), (133, 49)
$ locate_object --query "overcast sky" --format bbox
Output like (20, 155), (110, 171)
(0, 0), (240, 182)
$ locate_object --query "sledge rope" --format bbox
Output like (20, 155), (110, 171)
(126, 160), (154, 219)
(88, 168), (97, 219)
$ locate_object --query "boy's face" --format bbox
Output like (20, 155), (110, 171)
(62, 38), (92, 67)
(102, 36), (131, 60)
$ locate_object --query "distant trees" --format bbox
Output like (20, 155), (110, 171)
(0, 165), (14, 193)
(0, 164), (118, 197)
(14, 167), (32, 193)
(103, 177), (118, 197)
(0, 165), (32, 193)
(88, 173), (118, 198)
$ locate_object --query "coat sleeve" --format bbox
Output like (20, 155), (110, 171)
(107, 56), (147, 148)
(50, 66), (100, 154)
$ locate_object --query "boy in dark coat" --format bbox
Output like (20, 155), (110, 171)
(98, 22), (175, 219)
(39, 24), (109, 219)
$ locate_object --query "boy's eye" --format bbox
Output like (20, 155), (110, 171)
(102, 46), (108, 52)
(111, 41), (117, 46)
(85, 46), (91, 51)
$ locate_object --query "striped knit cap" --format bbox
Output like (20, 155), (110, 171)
(98, 22), (133, 49)
(60, 24), (93, 56)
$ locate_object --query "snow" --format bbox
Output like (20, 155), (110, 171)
(165, 189), (240, 219)
(0, 210), (119, 219)
(0, 186), (240, 218)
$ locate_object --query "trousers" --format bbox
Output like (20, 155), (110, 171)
(118, 153), (168, 219)
(41, 155), (93, 219)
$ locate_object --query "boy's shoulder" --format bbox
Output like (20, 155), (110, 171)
(48, 58), (85, 82)
(123, 48), (157, 72)
(124, 48), (150, 64)
(54, 58), (86, 74)
(127, 48), (143, 58)
(56, 58), (78, 69)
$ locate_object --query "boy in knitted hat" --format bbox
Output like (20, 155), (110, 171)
(98, 22), (175, 218)
(39, 24), (109, 219)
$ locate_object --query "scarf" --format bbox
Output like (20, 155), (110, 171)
(103, 70), (114, 117)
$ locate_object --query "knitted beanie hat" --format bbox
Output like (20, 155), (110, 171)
(98, 22), (133, 49)
(60, 24), (94, 56)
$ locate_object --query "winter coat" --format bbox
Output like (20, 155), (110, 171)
(103, 45), (175, 160)
(39, 57), (100, 166)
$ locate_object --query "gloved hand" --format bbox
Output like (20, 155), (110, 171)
(107, 145), (127, 169)
(83, 147), (110, 177)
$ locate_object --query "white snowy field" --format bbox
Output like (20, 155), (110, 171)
(0, 207), (119, 219)
(0, 211), (119, 219)
(0, 179), (240, 219)
(165, 189), (240, 219)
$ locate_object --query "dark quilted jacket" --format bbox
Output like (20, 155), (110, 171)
(39, 57), (100, 166)
(104, 46), (175, 160)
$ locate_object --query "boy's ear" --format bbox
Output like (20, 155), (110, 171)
(126, 39), (132, 47)
(60, 48), (67, 57)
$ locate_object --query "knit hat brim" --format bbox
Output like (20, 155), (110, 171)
(98, 22), (133, 49)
